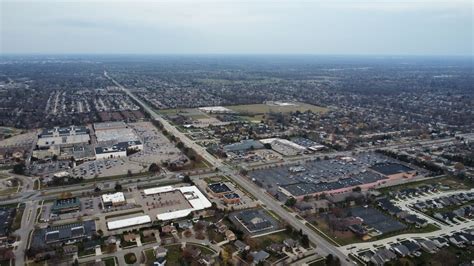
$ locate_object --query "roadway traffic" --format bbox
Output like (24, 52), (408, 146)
(105, 71), (354, 265)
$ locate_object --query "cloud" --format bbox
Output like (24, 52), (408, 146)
(0, 0), (472, 55)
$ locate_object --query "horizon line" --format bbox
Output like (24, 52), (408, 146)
(1, 52), (473, 58)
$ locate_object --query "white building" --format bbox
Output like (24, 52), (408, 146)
(143, 185), (212, 221)
(102, 192), (126, 207)
(107, 215), (151, 230)
(94, 141), (143, 160)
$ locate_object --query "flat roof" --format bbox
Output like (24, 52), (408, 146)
(93, 121), (127, 131)
(370, 162), (415, 176)
(53, 197), (80, 209)
(143, 185), (212, 221)
(208, 182), (232, 194)
(224, 193), (240, 199)
(95, 141), (142, 155)
(102, 192), (125, 204)
(107, 215), (151, 230)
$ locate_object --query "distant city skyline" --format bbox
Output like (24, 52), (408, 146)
(1, 0), (472, 56)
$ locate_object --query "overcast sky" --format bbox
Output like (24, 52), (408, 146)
(1, 0), (472, 55)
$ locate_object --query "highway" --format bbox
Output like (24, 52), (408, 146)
(105, 71), (354, 265)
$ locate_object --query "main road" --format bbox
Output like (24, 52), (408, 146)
(105, 71), (354, 265)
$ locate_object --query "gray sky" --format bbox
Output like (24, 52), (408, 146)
(1, 0), (472, 55)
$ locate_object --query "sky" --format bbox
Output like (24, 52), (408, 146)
(1, 0), (472, 55)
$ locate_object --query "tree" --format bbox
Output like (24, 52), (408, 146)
(326, 254), (341, 266)
(301, 234), (309, 248)
(183, 175), (193, 184)
(285, 197), (297, 207)
(148, 163), (161, 173)
(352, 186), (362, 192)
(114, 182), (122, 191)
(13, 163), (25, 175)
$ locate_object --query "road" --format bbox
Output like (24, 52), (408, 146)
(13, 200), (39, 266)
(105, 71), (353, 265)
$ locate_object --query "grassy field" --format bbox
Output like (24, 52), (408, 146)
(203, 175), (228, 184)
(157, 108), (209, 119)
(158, 102), (328, 119)
(225, 103), (328, 114)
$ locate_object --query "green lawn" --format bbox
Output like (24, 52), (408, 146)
(203, 176), (228, 184)
(102, 257), (116, 266)
(252, 230), (294, 249)
(143, 249), (155, 263)
(164, 245), (182, 265)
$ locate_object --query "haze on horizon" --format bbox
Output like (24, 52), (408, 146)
(1, 0), (472, 56)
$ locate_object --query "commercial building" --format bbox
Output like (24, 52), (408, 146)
(101, 192), (126, 208)
(107, 215), (151, 230)
(370, 162), (416, 179)
(207, 182), (232, 197)
(51, 197), (81, 214)
(223, 139), (264, 153)
(232, 209), (275, 234)
(31, 220), (96, 247)
(223, 193), (241, 204)
(94, 140), (143, 160)
(143, 185), (212, 221)
(260, 138), (306, 156)
(94, 122), (140, 143)
(37, 126), (90, 148)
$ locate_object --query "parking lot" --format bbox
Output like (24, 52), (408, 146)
(29, 161), (72, 176)
(350, 206), (407, 235)
(69, 159), (145, 179)
(40, 196), (102, 222)
(128, 122), (187, 165)
(249, 152), (400, 195)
